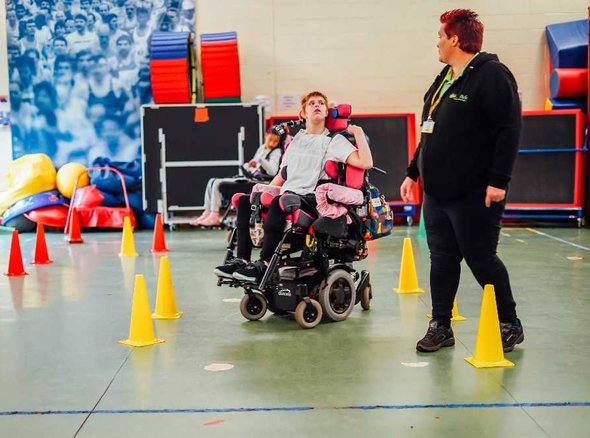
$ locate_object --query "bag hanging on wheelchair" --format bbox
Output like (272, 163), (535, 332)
(363, 178), (393, 241)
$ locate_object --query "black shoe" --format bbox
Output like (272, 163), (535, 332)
(501, 318), (524, 352)
(233, 260), (267, 283)
(416, 320), (455, 353)
(214, 258), (248, 278)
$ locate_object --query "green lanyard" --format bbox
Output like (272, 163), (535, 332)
(428, 72), (451, 118)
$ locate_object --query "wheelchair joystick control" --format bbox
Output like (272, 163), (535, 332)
(271, 119), (305, 136)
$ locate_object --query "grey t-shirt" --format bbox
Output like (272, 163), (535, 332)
(279, 128), (356, 195)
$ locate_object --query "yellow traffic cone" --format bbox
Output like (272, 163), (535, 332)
(427, 298), (466, 321)
(394, 237), (424, 294)
(152, 256), (183, 319)
(119, 275), (165, 347)
(119, 216), (138, 257)
(451, 299), (466, 321)
(465, 284), (514, 368)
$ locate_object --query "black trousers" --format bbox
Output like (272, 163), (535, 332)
(235, 194), (317, 262)
(423, 189), (517, 325)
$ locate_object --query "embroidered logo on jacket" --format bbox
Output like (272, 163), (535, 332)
(449, 93), (469, 102)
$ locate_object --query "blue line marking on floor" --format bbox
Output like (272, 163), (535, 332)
(2, 401), (589, 416)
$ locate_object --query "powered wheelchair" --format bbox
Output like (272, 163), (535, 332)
(216, 104), (391, 329)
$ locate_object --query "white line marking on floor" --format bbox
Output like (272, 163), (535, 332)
(501, 232), (511, 237)
(222, 298), (241, 303)
(401, 362), (429, 368)
(204, 363), (234, 372)
(526, 228), (590, 252)
(515, 239), (528, 244)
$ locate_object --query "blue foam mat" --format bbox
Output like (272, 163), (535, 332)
(545, 19), (588, 68)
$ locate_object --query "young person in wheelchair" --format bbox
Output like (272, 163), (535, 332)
(191, 127), (284, 227)
(214, 91), (378, 328)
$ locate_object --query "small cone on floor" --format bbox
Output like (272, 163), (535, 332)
(152, 256), (183, 319)
(451, 298), (466, 321)
(150, 213), (169, 253)
(417, 208), (426, 239)
(119, 274), (165, 347)
(5, 230), (28, 276)
(465, 284), (514, 368)
(119, 216), (138, 257)
(427, 298), (466, 321)
(394, 237), (424, 294)
(67, 209), (84, 244)
(31, 223), (53, 265)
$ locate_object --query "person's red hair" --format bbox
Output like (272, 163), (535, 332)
(440, 9), (483, 54)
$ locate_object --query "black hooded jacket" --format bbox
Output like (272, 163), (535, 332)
(407, 52), (522, 200)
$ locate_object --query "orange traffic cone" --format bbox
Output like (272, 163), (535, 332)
(150, 213), (169, 253)
(465, 285), (514, 368)
(5, 230), (28, 276)
(67, 209), (84, 244)
(31, 223), (53, 265)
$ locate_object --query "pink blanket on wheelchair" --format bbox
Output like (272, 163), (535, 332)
(315, 183), (364, 223)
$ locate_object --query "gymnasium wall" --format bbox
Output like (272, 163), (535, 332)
(197, 0), (588, 116)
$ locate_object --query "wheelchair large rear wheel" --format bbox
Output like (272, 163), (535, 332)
(294, 299), (323, 329)
(240, 293), (267, 321)
(319, 269), (355, 321)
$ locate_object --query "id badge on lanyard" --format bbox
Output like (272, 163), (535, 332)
(422, 75), (448, 134)
(421, 117), (435, 134)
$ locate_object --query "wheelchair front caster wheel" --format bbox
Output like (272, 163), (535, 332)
(240, 293), (267, 321)
(361, 283), (372, 311)
(294, 299), (323, 329)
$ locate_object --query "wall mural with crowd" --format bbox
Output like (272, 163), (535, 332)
(5, 0), (196, 167)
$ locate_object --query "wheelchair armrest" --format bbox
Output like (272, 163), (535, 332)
(231, 193), (249, 209)
(260, 191), (276, 208)
(279, 194), (301, 213)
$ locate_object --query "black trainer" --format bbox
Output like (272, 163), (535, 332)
(214, 258), (248, 278)
(416, 320), (455, 352)
(233, 260), (267, 283)
(500, 318), (524, 352)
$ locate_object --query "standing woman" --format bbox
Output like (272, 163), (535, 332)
(400, 9), (524, 353)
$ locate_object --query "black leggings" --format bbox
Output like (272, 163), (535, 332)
(236, 193), (317, 262)
(423, 189), (517, 325)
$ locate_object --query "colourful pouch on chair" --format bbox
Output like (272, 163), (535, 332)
(363, 182), (393, 241)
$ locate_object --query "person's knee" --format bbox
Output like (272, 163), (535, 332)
(236, 196), (252, 228)
(264, 198), (286, 232)
(430, 250), (461, 267)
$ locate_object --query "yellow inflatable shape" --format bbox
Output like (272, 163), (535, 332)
(0, 154), (57, 216)
(56, 162), (89, 199)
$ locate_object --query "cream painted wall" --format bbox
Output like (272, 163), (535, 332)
(198, 0), (588, 117)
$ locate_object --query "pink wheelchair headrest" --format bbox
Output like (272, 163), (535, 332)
(326, 104), (352, 132)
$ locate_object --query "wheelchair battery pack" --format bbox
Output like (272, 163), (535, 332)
(273, 281), (306, 311)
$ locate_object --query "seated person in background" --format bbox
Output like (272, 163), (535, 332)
(193, 128), (283, 227)
(214, 90), (373, 282)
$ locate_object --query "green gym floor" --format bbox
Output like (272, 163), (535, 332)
(0, 225), (589, 437)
